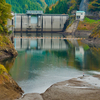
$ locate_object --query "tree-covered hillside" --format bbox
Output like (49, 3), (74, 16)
(88, 0), (100, 11)
(6, 0), (100, 14)
(45, 0), (58, 6)
(45, 0), (100, 14)
(6, 0), (58, 13)
(6, 0), (47, 13)
(45, 0), (81, 14)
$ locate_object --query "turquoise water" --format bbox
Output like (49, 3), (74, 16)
(3, 33), (100, 94)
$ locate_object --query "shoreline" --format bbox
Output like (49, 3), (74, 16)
(15, 30), (100, 100)
(0, 35), (22, 100)
(1, 31), (100, 100)
(15, 74), (100, 100)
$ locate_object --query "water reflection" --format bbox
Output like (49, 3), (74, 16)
(1, 33), (100, 94)
(75, 47), (84, 69)
(14, 33), (68, 50)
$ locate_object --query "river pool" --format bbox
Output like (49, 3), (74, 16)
(2, 33), (100, 94)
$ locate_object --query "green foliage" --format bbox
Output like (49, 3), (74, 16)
(88, 0), (100, 12)
(45, 0), (82, 14)
(84, 17), (100, 24)
(0, 35), (11, 47)
(6, 0), (47, 13)
(77, 17), (100, 30)
(45, 0), (58, 6)
(8, 30), (12, 35)
(45, 0), (70, 14)
(0, 0), (12, 34)
(45, 6), (50, 14)
(83, 45), (90, 51)
(6, 0), (58, 13)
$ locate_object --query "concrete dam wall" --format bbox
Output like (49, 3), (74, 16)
(12, 14), (69, 33)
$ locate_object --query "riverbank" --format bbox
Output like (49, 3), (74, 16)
(15, 74), (100, 100)
(0, 64), (23, 100)
(0, 35), (18, 61)
(81, 23), (100, 45)
(0, 35), (23, 100)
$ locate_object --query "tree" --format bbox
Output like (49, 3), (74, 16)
(0, 0), (12, 34)
(45, 6), (50, 14)
(88, 0), (100, 12)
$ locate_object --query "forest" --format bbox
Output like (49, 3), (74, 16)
(5, 0), (100, 14)
(6, 0), (58, 13)
(45, 0), (100, 14)
(0, 0), (12, 34)
(45, 0), (81, 14)
(88, 0), (100, 11)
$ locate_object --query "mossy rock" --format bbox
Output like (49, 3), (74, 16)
(0, 64), (8, 75)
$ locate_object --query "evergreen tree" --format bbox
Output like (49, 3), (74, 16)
(45, 6), (50, 14)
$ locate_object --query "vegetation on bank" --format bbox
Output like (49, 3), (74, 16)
(0, 64), (9, 85)
(0, 0), (12, 34)
(77, 17), (100, 30)
(77, 40), (90, 51)
(0, 64), (8, 75)
(0, 35), (13, 48)
(90, 23), (100, 38)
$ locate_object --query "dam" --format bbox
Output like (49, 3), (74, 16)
(8, 11), (69, 34)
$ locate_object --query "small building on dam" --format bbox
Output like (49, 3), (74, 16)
(7, 10), (69, 33)
(76, 11), (85, 21)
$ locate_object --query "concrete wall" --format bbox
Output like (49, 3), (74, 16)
(42, 15), (68, 31)
(14, 14), (69, 32)
(15, 15), (31, 29)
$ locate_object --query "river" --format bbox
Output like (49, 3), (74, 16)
(2, 33), (100, 94)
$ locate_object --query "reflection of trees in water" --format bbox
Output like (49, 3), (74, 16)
(85, 47), (100, 71)
(0, 57), (16, 72)
(51, 47), (82, 69)
(51, 51), (69, 59)
(51, 46), (100, 71)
